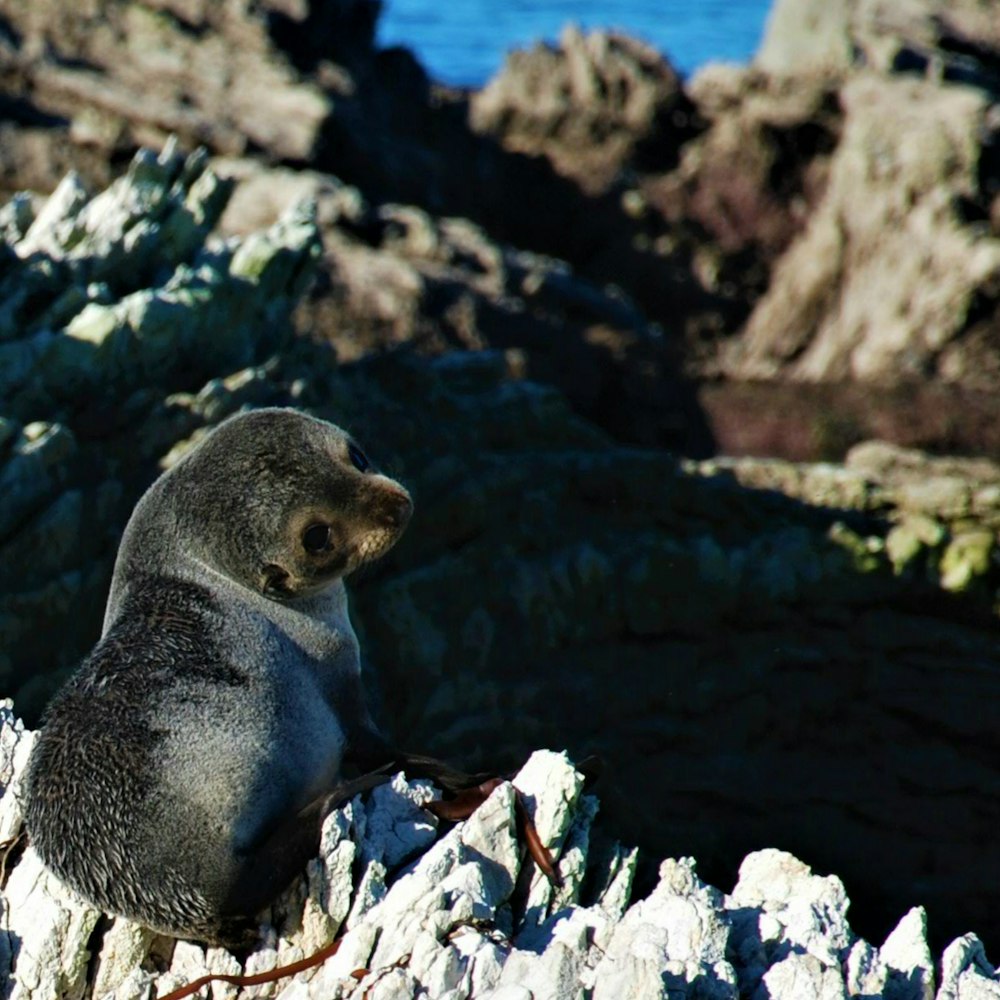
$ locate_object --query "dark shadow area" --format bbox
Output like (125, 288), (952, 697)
(0, 95), (67, 128)
(334, 351), (1000, 960)
(3, 927), (21, 992)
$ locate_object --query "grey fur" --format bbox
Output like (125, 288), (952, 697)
(24, 408), (411, 943)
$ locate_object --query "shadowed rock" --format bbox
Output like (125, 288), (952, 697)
(0, 145), (320, 713)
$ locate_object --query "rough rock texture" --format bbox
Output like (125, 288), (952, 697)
(336, 363), (1000, 950)
(1, 0), (999, 452)
(0, 0), (720, 455)
(1, 144), (999, 957)
(709, 0), (1000, 388)
(470, 26), (697, 195)
(215, 158), (712, 453)
(0, 0), (348, 165)
(3, 711), (1000, 1000)
(725, 73), (1000, 385)
(471, 0), (1000, 395)
(0, 0), (831, 433)
(757, 0), (1000, 85)
(0, 145), (320, 711)
(0, 0), (999, 972)
(640, 64), (841, 373)
(467, 25), (810, 359)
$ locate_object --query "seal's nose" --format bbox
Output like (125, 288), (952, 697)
(376, 486), (413, 529)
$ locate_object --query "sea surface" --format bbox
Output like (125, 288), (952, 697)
(377, 0), (774, 87)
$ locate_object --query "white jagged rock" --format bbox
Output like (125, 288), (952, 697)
(3, 848), (101, 1000)
(355, 773), (437, 868)
(550, 792), (599, 912)
(0, 699), (30, 843)
(846, 939), (888, 997)
(89, 919), (155, 999)
(727, 846), (854, 996)
(880, 907), (935, 1000)
(301, 804), (356, 949)
(761, 952), (849, 999)
(591, 842), (639, 920)
(0, 708), (997, 1000)
(842, 906), (936, 1000)
(511, 750), (585, 932)
(591, 857), (736, 1000)
(937, 935), (1000, 1000)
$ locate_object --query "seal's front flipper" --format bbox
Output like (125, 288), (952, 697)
(217, 795), (331, 937)
(217, 771), (393, 939)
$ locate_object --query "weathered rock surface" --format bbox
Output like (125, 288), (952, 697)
(214, 157), (712, 453)
(0, 0), (999, 972)
(0, 145), (320, 713)
(709, 0), (1000, 388)
(3, 707), (1000, 1000)
(0, 142), (999, 958)
(725, 73), (1000, 386)
(467, 26), (810, 362)
(1, 0), (999, 456)
(469, 0), (1000, 397)
(0, 0), (347, 165)
(757, 0), (1000, 86)
(470, 26), (697, 195)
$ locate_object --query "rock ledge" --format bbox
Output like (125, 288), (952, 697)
(1, 704), (998, 1000)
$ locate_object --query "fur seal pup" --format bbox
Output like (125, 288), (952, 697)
(24, 407), (413, 945)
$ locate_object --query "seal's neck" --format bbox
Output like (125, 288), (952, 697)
(186, 551), (359, 666)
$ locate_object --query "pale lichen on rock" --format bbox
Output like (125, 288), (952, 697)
(0, 147), (321, 715)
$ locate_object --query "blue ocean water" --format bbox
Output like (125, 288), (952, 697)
(377, 0), (774, 87)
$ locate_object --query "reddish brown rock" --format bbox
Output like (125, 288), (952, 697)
(471, 26), (697, 195)
(757, 0), (1000, 83)
(725, 74), (1000, 386)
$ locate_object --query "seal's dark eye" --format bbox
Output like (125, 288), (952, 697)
(348, 443), (370, 472)
(302, 523), (331, 554)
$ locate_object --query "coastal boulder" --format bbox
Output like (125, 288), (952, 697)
(471, 26), (698, 193)
(724, 73), (1000, 386)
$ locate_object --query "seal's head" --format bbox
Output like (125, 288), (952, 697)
(131, 408), (412, 600)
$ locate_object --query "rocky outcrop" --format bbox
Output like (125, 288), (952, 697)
(0, 0), (350, 166)
(0, 145), (320, 713)
(471, 1), (1000, 395)
(1, 144), (999, 955)
(470, 26), (697, 195)
(2, 0), (999, 443)
(0, 0), (998, 971)
(724, 72), (1000, 385)
(757, 0), (1000, 87)
(215, 158), (712, 452)
(3, 706), (1000, 1000)
(468, 26), (828, 364)
(0, 0), (721, 455)
(710, 0), (1000, 387)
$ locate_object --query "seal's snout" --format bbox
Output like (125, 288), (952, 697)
(376, 486), (413, 529)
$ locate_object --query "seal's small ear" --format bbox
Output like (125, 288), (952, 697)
(261, 563), (292, 597)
